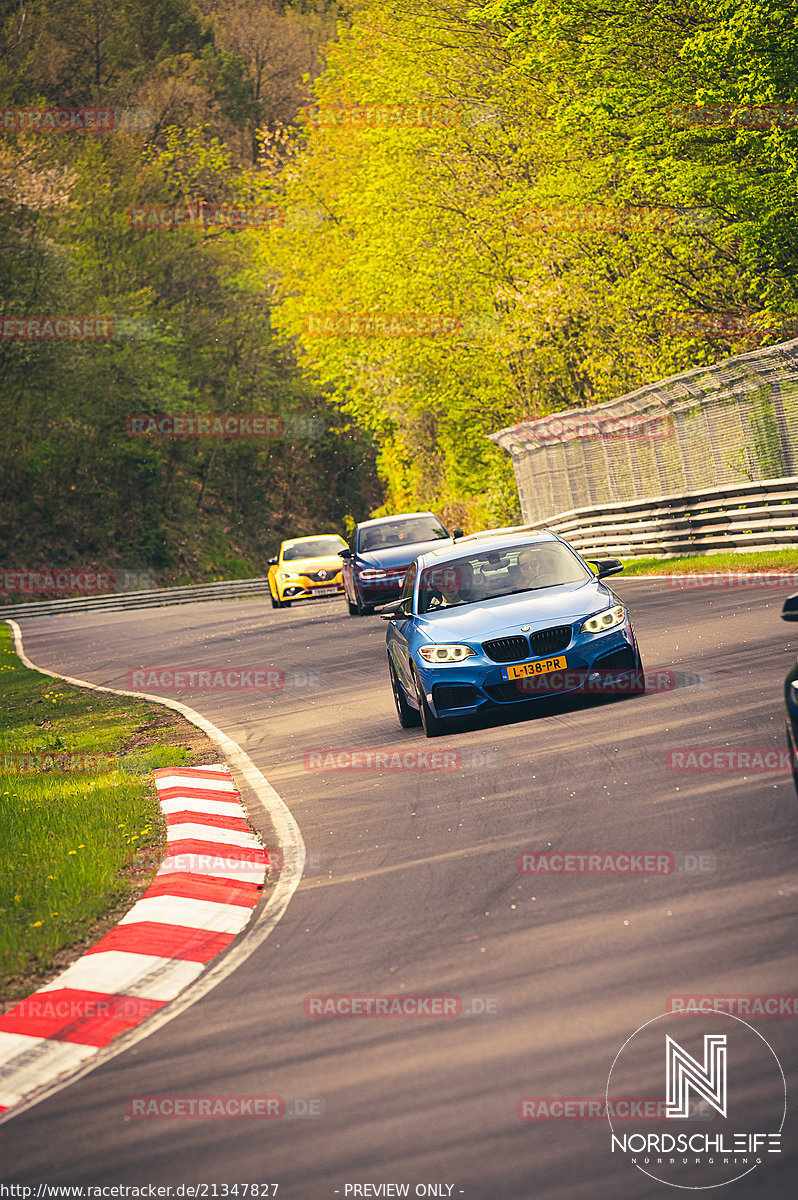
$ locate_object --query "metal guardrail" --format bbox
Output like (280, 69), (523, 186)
(4, 479), (797, 621)
(0, 577), (270, 618)
(490, 337), (798, 526)
(525, 477), (798, 559)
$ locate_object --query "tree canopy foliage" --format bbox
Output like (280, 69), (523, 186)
(3, 0), (795, 566)
(0, 0), (378, 583)
(263, 0), (797, 528)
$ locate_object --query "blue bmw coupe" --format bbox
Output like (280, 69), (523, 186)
(382, 531), (645, 736)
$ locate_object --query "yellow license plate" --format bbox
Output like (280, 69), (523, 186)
(503, 655), (567, 680)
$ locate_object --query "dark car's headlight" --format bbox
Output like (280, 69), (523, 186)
(580, 604), (626, 635)
(418, 645), (477, 663)
(358, 568), (388, 581)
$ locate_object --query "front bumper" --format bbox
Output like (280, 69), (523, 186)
(415, 625), (640, 719)
(786, 664), (798, 759)
(281, 581), (344, 600)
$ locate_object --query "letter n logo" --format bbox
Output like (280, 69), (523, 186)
(666, 1034), (727, 1118)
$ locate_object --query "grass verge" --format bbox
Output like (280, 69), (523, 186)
(0, 623), (219, 999)
(617, 549), (798, 577)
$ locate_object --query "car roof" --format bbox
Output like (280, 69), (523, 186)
(281, 533), (345, 547)
(356, 511), (440, 530)
(416, 529), (562, 567)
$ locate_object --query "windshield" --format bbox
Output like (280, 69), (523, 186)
(282, 537), (345, 561)
(418, 542), (590, 613)
(359, 516), (448, 553)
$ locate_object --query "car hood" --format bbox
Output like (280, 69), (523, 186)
(357, 539), (452, 569)
(279, 555), (344, 573)
(414, 579), (617, 640)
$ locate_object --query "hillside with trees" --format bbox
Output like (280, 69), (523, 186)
(0, 0), (378, 584)
(2, 0), (795, 578)
(260, 0), (797, 530)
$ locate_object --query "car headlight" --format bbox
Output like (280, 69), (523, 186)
(281, 572), (302, 582)
(580, 604), (626, 635)
(358, 568), (387, 581)
(418, 644), (477, 663)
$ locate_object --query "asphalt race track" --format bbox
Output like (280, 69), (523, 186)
(2, 578), (797, 1199)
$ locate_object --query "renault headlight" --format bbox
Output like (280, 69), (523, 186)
(281, 571), (303, 582)
(580, 604), (626, 635)
(418, 645), (476, 663)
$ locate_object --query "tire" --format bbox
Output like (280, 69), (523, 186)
(608, 649), (646, 697)
(788, 723), (798, 800)
(354, 586), (372, 616)
(389, 656), (421, 728)
(412, 665), (445, 738)
(270, 589), (279, 609)
(347, 595), (360, 615)
(627, 649), (646, 695)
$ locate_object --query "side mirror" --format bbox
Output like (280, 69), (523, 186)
(452, 529), (464, 540)
(782, 593), (798, 621)
(268, 556), (278, 566)
(338, 548), (352, 559)
(379, 598), (410, 620)
(594, 558), (624, 579)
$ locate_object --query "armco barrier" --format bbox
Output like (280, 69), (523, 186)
(0, 578), (270, 618)
(466, 478), (798, 559)
(535, 477), (798, 558)
(490, 337), (798, 526)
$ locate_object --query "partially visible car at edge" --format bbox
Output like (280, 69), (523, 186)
(267, 534), (348, 608)
(382, 530), (644, 736)
(339, 511), (462, 616)
(782, 591), (798, 796)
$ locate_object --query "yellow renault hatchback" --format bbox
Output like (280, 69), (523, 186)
(267, 534), (348, 608)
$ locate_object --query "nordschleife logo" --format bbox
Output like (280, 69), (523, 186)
(606, 1011), (785, 1189)
(666, 1034), (727, 1118)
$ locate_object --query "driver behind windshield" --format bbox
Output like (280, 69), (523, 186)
(422, 561), (478, 610)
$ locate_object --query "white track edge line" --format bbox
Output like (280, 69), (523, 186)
(1, 618), (306, 1125)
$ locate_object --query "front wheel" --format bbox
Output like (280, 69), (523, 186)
(788, 723), (798, 799)
(412, 665), (445, 738)
(353, 586), (372, 616)
(627, 649), (646, 695)
(389, 656), (421, 728)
